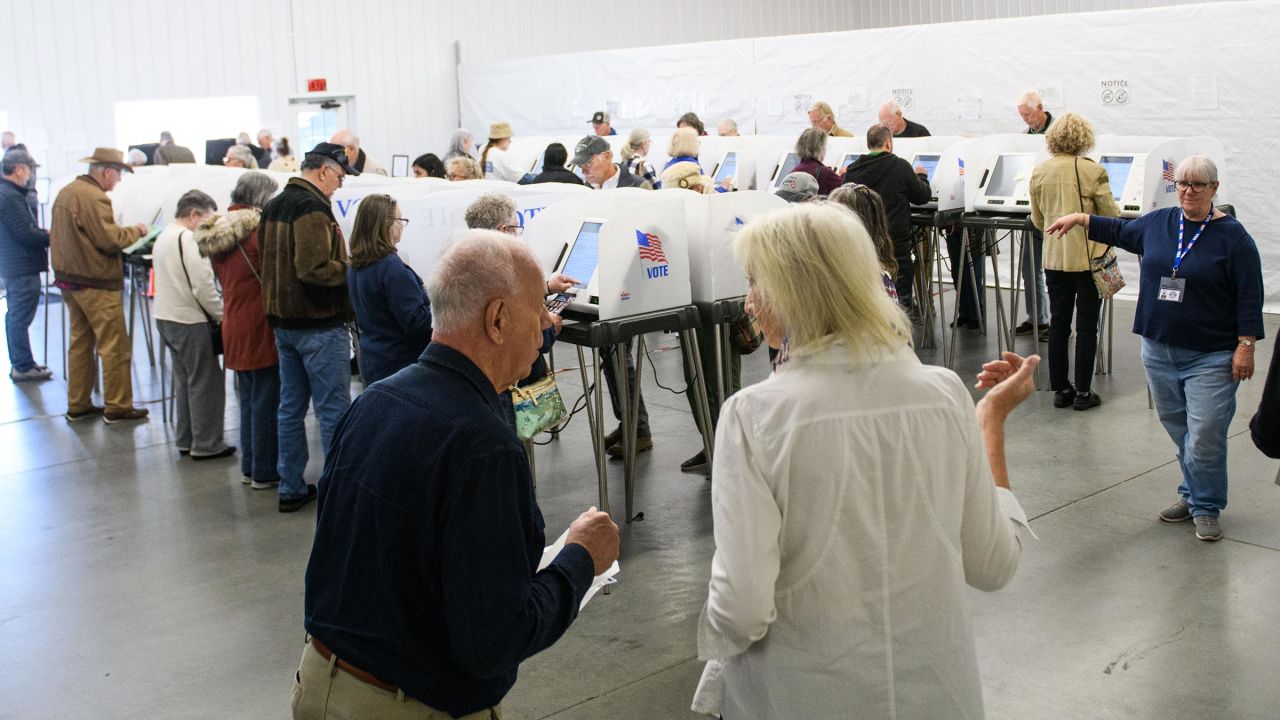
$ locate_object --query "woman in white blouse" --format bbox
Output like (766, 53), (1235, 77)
(153, 189), (234, 460)
(694, 202), (1037, 719)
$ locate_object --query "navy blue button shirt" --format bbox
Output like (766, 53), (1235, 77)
(304, 342), (595, 716)
(347, 253), (433, 385)
(1090, 207), (1264, 352)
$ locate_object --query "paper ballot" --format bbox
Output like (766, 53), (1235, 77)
(538, 529), (618, 610)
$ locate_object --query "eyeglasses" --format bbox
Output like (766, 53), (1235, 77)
(394, 217), (410, 225)
(499, 224), (524, 236)
(1174, 180), (1215, 192)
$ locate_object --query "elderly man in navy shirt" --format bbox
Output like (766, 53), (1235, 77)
(293, 230), (620, 719)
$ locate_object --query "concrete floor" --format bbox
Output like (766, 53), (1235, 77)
(2, 290), (1280, 719)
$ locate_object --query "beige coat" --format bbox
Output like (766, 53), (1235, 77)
(1030, 154), (1122, 272)
(49, 175), (144, 290)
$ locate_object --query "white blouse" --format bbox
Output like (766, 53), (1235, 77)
(694, 343), (1031, 719)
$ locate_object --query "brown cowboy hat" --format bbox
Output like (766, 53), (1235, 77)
(78, 147), (134, 172)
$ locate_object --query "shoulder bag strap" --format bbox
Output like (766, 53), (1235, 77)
(1075, 157), (1106, 261)
(176, 229), (216, 324)
(237, 241), (262, 284)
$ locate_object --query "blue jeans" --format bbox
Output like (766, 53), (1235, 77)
(4, 274), (41, 372)
(1021, 230), (1049, 326)
(1141, 338), (1238, 517)
(274, 326), (351, 498)
(236, 366), (281, 483)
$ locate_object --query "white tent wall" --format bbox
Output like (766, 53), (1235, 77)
(459, 0), (1280, 310)
(1, 1), (1231, 183)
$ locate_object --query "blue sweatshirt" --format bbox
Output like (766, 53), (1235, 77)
(1089, 207), (1264, 352)
(304, 343), (595, 716)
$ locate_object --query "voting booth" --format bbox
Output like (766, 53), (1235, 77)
(968, 134), (1049, 214)
(523, 189), (690, 320)
(1088, 136), (1226, 218)
(677, 190), (787, 303)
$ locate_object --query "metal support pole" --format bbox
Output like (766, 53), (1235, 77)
(576, 345), (608, 515)
(684, 328), (716, 472)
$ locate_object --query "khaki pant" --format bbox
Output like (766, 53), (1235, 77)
(63, 287), (133, 413)
(292, 639), (502, 720)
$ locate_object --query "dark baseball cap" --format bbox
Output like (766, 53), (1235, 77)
(589, 111), (610, 125)
(305, 142), (359, 176)
(2, 148), (39, 168)
(572, 135), (611, 167)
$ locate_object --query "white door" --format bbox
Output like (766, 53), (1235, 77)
(288, 95), (355, 153)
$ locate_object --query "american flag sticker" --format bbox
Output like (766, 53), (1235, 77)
(958, 158), (965, 176)
(1162, 159), (1176, 184)
(635, 230), (669, 264)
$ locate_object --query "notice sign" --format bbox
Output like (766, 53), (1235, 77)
(1100, 80), (1129, 105)
(890, 88), (915, 111)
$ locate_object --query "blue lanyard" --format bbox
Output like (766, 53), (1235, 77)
(1173, 210), (1213, 277)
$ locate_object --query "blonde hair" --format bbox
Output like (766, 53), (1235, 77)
(734, 203), (910, 360)
(667, 127), (700, 158)
(660, 162), (712, 194)
(621, 128), (650, 161)
(808, 101), (835, 119)
(1045, 112), (1095, 156)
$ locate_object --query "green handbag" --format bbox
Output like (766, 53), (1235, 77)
(510, 373), (568, 441)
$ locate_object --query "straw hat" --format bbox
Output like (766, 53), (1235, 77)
(78, 147), (133, 172)
(488, 122), (514, 140)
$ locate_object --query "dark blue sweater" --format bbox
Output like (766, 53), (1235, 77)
(304, 343), (595, 716)
(347, 253), (433, 385)
(0, 177), (48, 277)
(1090, 207), (1264, 352)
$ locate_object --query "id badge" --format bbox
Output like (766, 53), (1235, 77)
(1158, 276), (1186, 303)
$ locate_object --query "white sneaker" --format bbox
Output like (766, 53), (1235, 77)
(250, 479), (280, 491)
(10, 366), (53, 382)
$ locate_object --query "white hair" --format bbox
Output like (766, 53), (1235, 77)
(225, 144), (258, 168)
(1175, 154), (1218, 184)
(428, 231), (539, 335)
(879, 99), (903, 117)
(717, 118), (738, 134)
(1017, 91), (1043, 109)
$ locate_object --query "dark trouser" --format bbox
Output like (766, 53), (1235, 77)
(3, 273), (41, 372)
(682, 322), (742, 434)
(601, 340), (649, 435)
(237, 366), (281, 482)
(1045, 269), (1102, 393)
(945, 226), (986, 323)
(892, 232), (916, 307)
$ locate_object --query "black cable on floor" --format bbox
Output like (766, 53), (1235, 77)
(532, 381), (593, 446)
(643, 343), (688, 396)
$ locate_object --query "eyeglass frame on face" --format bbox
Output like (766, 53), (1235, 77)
(393, 217), (410, 225)
(324, 164), (346, 186)
(1175, 180), (1216, 192)
(498, 222), (524, 236)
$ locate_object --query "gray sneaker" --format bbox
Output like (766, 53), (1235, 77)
(1194, 516), (1223, 542)
(1158, 499), (1192, 523)
(10, 366), (52, 382)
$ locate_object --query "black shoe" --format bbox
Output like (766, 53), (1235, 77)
(681, 450), (708, 473)
(603, 425), (622, 448)
(950, 318), (980, 330)
(1015, 320), (1050, 336)
(191, 446), (237, 461)
(178, 448), (191, 456)
(103, 407), (149, 424)
(279, 485), (318, 513)
(1073, 391), (1102, 411)
(1037, 327), (1051, 343)
(1053, 388), (1077, 408)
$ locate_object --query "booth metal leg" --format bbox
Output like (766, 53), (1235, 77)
(934, 230), (948, 361)
(576, 346), (608, 515)
(713, 323), (725, 408)
(608, 341), (639, 522)
(947, 235), (973, 370)
(683, 328), (716, 472)
(917, 231), (937, 350)
(1020, 230), (1044, 389)
(719, 322), (733, 409)
(625, 337), (650, 522)
(987, 237), (1009, 358)
(42, 271), (50, 370)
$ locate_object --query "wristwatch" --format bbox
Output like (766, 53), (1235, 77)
(1239, 339), (1255, 347)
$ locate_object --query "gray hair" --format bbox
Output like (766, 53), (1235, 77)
(717, 118), (738, 134)
(1017, 91), (1043, 109)
(447, 129), (473, 159)
(127, 148), (148, 165)
(1175, 155), (1219, 184)
(257, 128), (273, 142)
(230, 172), (279, 209)
(428, 230), (540, 335)
(299, 154), (339, 173)
(621, 128), (650, 161)
(878, 99), (903, 117)
(464, 193), (518, 230)
(160, 130), (174, 143)
(176, 189), (218, 218)
(331, 129), (358, 149)
(795, 127), (828, 162)
(225, 144), (258, 168)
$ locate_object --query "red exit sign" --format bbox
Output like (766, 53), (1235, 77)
(307, 78), (328, 92)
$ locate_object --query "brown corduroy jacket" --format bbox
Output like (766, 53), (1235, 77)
(258, 177), (350, 328)
(49, 175), (143, 290)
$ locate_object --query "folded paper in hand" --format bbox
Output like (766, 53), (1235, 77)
(538, 529), (619, 611)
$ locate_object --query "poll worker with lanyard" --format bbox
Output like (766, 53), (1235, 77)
(1046, 155), (1263, 542)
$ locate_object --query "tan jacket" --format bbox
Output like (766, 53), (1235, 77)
(829, 124), (853, 137)
(1030, 155), (1122, 272)
(49, 175), (144, 290)
(154, 143), (197, 165)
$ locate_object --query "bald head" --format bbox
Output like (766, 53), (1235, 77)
(0, 131), (14, 149)
(330, 129), (359, 149)
(427, 231), (550, 389)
